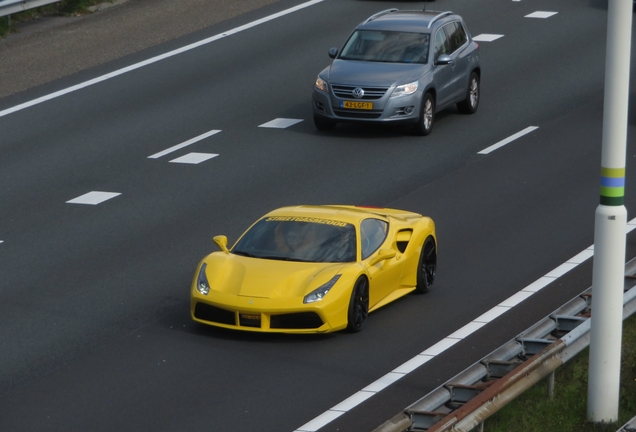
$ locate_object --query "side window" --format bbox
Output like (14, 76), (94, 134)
(360, 218), (389, 260)
(434, 29), (449, 59)
(443, 22), (468, 54)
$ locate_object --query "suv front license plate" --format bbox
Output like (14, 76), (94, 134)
(341, 101), (373, 110)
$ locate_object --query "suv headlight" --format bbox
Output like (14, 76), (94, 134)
(391, 81), (418, 98)
(315, 76), (329, 93)
(303, 275), (341, 304)
(196, 263), (210, 295)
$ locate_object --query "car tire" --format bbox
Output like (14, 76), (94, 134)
(457, 72), (480, 114)
(346, 277), (369, 332)
(314, 114), (337, 131)
(415, 236), (436, 294)
(414, 92), (434, 136)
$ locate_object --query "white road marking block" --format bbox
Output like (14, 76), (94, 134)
(66, 191), (121, 205)
(526, 11), (558, 18)
(169, 152), (218, 164)
(259, 118), (304, 128)
(148, 130), (221, 159)
(472, 34), (504, 42)
(478, 126), (539, 154)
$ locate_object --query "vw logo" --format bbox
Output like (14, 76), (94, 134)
(352, 87), (365, 99)
(248, 299), (254, 304)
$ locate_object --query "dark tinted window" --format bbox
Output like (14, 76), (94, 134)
(434, 28), (450, 58)
(340, 30), (430, 64)
(360, 218), (388, 260)
(443, 22), (468, 53)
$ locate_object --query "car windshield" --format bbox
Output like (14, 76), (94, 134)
(339, 30), (429, 64)
(232, 217), (357, 263)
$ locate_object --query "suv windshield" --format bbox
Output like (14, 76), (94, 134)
(340, 30), (430, 64)
(232, 218), (357, 263)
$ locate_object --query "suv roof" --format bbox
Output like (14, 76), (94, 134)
(358, 9), (457, 33)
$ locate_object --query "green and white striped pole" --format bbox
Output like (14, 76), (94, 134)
(587, 0), (632, 422)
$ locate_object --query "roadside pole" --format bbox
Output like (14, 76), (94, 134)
(587, 0), (632, 422)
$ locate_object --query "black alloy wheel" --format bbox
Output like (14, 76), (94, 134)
(415, 236), (436, 294)
(346, 277), (369, 332)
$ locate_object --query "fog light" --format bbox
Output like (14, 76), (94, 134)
(404, 106), (414, 115)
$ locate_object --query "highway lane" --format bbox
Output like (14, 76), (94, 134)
(0, 0), (634, 430)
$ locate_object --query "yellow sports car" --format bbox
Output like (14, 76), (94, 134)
(190, 205), (436, 333)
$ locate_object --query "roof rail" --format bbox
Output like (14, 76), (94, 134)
(363, 8), (398, 24)
(427, 11), (453, 28)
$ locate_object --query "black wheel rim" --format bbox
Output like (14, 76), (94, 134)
(421, 239), (436, 288)
(352, 279), (369, 329)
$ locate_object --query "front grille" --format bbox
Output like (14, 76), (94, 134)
(194, 303), (236, 325)
(270, 312), (323, 329)
(333, 109), (383, 119)
(331, 85), (389, 100)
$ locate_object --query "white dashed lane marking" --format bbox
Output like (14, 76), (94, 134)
(66, 191), (121, 205)
(169, 153), (219, 164)
(526, 11), (558, 19)
(478, 126), (539, 154)
(259, 118), (304, 128)
(148, 129), (221, 159)
(472, 34), (504, 42)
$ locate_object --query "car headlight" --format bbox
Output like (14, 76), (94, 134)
(315, 76), (329, 93)
(303, 274), (341, 304)
(196, 263), (210, 295)
(391, 81), (418, 98)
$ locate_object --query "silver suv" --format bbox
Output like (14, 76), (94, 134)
(312, 9), (480, 135)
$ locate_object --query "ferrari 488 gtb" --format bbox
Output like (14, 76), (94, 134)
(190, 205), (436, 333)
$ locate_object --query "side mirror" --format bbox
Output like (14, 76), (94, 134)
(435, 54), (453, 65)
(213, 235), (230, 254)
(368, 249), (396, 267)
(328, 47), (338, 59)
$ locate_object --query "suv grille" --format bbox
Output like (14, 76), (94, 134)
(332, 84), (389, 100)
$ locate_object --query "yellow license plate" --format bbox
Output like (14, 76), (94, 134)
(341, 100), (373, 110)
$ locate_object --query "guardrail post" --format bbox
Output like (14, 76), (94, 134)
(547, 371), (555, 400)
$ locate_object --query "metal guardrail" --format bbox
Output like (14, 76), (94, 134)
(373, 256), (636, 432)
(0, 0), (62, 18)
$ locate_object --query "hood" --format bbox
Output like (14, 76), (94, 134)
(205, 253), (345, 299)
(327, 59), (427, 87)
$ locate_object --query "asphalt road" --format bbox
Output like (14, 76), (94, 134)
(1, 0), (635, 431)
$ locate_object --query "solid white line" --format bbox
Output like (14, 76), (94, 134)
(478, 126), (539, 154)
(331, 391), (375, 412)
(148, 129), (221, 159)
(362, 372), (404, 392)
(0, 0), (325, 119)
(294, 217), (636, 431)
